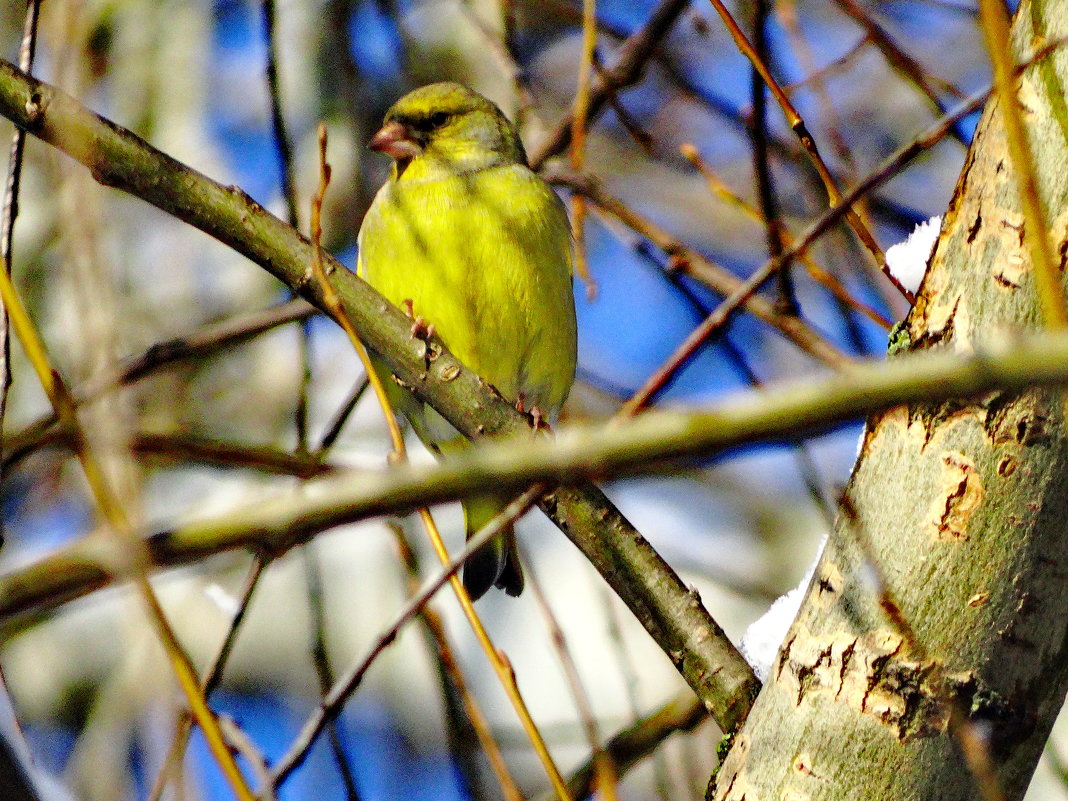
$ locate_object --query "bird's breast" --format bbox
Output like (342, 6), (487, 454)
(359, 165), (577, 417)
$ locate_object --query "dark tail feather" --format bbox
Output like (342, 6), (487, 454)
(495, 528), (524, 597)
(462, 530), (506, 601)
(461, 496), (524, 600)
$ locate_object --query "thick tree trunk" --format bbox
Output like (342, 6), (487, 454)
(709, 1), (1068, 799)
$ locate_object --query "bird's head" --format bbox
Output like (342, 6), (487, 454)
(370, 82), (528, 180)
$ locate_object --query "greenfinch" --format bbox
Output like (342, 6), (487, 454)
(357, 83), (578, 599)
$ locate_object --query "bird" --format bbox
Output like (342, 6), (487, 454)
(357, 82), (577, 599)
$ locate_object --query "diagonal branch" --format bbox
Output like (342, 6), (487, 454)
(0, 57), (757, 732)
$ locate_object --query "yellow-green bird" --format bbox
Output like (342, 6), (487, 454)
(357, 82), (578, 599)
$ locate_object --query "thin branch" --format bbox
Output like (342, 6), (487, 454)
(679, 144), (892, 329)
(617, 239), (836, 524)
(315, 376), (370, 454)
(604, 586), (675, 800)
(455, 2), (533, 126)
(531, 691), (707, 801)
(146, 556), (269, 801)
(392, 525), (512, 801)
(132, 431), (335, 477)
(221, 716), (276, 800)
(544, 0), (927, 243)
(705, 0), (883, 263)
(553, 172), (854, 370)
(831, 0), (971, 144)
(0, 0), (42, 510)
(6, 427), (338, 479)
(591, 54), (655, 153)
(2, 298), (315, 473)
(748, 0), (797, 314)
(568, 0), (599, 299)
(10, 330), (1068, 627)
(261, 0), (314, 454)
(261, 0), (300, 228)
(615, 84), (993, 413)
(528, 0), (691, 169)
(266, 486), (545, 790)
(526, 559), (619, 800)
(302, 546), (362, 801)
(108, 299), (315, 386)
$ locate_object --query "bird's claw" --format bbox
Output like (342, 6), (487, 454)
(515, 397), (548, 432)
(402, 299), (435, 341)
(530, 405), (546, 431)
(410, 318), (435, 341)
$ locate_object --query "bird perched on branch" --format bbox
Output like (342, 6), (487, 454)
(357, 82), (577, 599)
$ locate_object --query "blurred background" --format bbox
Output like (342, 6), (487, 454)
(0, 0), (1064, 799)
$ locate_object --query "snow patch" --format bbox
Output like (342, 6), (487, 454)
(885, 216), (941, 295)
(740, 536), (827, 682)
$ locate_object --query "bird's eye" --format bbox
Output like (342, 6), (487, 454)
(428, 111), (450, 128)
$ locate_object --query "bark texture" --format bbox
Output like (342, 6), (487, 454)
(709, 1), (1068, 799)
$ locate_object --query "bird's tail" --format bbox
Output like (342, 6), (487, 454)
(461, 494), (524, 600)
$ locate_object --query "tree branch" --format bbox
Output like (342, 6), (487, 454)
(0, 57), (756, 731)
(5, 330), (1068, 630)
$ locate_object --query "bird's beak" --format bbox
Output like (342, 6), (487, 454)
(369, 120), (422, 161)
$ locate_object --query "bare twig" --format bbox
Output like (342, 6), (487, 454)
(531, 691), (707, 801)
(5, 425), (338, 479)
(831, 0), (970, 140)
(552, 172), (854, 370)
(316, 376), (371, 454)
(222, 715), (276, 800)
(529, 0), (691, 169)
(302, 546), (362, 801)
(392, 525), (517, 801)
(705, 0), (883, 264)
(2, 298), (315, 473)
(679, 145), (891, 329)
(266, 486), (546, 790)
(527, 560), (619, 800)
(748, 0), (797, 315)
(146, 556), (270, 801)
(0, 0), (42, 509)
(130, 431), (337, 477)
(569, 0), (599, 299)
(618, 85), (992, 413)
(261, 0), (314, 453)
(261, 0), (300, 228)
(106, 299), (315, 387)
